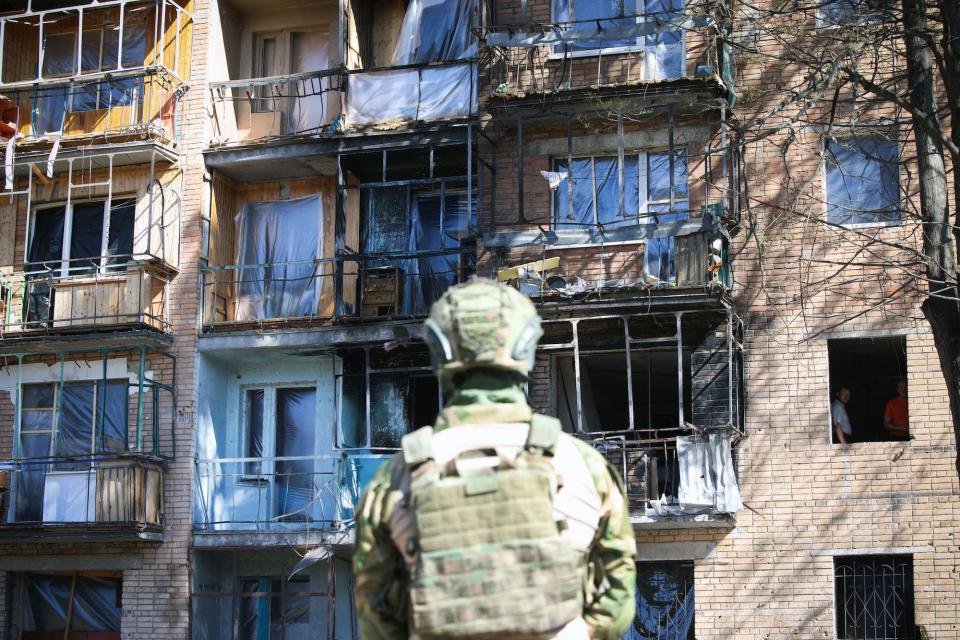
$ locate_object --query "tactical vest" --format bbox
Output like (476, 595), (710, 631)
(400, 415), (585, 640)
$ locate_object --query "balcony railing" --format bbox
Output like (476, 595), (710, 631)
(0, 453), (164, 535)
(193, 453), (387, 532)
(1, 70), (181, 146)
(0, 258), (169, 335)
(0, 0), (193, 89)
(582, 428), (741, 519)
(208, 68), (341, 147)
(200, 248), (475, 329)
(206, 60), (478, 147)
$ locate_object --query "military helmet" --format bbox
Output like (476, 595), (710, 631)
(423, 278), (543, 381)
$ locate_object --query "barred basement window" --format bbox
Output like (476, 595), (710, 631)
(834, 555), (918, 640)
(628, 561), (694, 639)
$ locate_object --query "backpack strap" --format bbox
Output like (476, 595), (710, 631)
(402, 426), (435, 467)
(525, 414), (561, 457)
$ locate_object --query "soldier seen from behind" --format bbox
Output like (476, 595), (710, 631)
(353, 278), (637, 640)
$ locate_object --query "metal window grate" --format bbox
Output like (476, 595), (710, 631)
(834, 555), (917, 640)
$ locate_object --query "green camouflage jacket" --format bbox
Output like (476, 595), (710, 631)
(353, 387), (637, 640)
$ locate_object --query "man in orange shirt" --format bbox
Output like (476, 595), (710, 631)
(883, 379), (909, 440)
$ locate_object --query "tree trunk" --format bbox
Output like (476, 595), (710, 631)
(902, 0), (960, 476)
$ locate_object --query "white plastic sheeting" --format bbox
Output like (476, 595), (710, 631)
(234, 196), (322, 321)
(392, 0), (477, 65)
(676, 432), (741, 514)
(345, 63), (477, 128)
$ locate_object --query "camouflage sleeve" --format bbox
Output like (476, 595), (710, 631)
(571, 440), (638, 640)
(353, 456), (409, 640)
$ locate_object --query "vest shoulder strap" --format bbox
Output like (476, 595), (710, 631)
(402, 426), (435, 467)
(525, 414), (562, 457)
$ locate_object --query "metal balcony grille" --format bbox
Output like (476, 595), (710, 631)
(834, 555), (917, 640)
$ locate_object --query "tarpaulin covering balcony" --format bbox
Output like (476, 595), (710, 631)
(345, 0), (476, 127)
(234, 196), (322, 321)
(344, 63), (476, 128)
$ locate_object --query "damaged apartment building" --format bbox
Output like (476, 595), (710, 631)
(0, 0), (955, 637)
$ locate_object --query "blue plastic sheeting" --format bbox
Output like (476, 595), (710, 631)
(362, 188), (474, 315)
(825, 136), (900, 225)
(392, 0), (477, 64)
(235, 196), (323, 321)
(22, 574), (121, 633)
(274, 387), (318, 521)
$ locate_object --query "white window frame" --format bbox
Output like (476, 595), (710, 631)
(820, 134), (901, 229)
(19, 380), (129, 460)
(28, 197), (137, 277)
(239, 382), (318, 480)
(551, 149), (689, 228)
(548, 0), (686, 82)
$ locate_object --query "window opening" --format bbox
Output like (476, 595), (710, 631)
(19, 572), (122, 638)
(239, 385), (318, 520)
(360, 185), (476, 315)
(834, 555), (917, 640)
(628, 561), (694, 639)
(336, 347), (440, 450)
(553, 150), (687, 281)
(824, 136), (900, 225)
(550, 0), (684, 79)
(828, 336), (908, 443)
(817, 0), (893, 27)
(25, 198), (136, 325)
(237, 576), (312, 640)
(15, 380), (128, 522)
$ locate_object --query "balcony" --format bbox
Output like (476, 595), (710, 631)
(193, 453), (386, 547)
(478, 0), (731, 103)
(201, 249), (474, 330)
(0, 0), (192, 151)
(0, 452), (165, 541)
(0, 343), (174, 540)
(0, 70), (181, 148)
(1, 259), (169, 339)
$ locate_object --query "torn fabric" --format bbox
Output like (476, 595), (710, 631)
(676, 433), (741, 514)
(540, 170), (569, 191)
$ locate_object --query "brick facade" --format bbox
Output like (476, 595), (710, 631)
(0, 0), (956, 637)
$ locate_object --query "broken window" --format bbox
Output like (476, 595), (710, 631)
(360, 186), (475, 315)
(828, 336), (908, 443)
(824, 136), (900, 225)
(15, 380), (128, 522)
(628, 561), (694, 640)
(551, 0), (684, 79)
(556, 350), (689, 434)
(834, 555), (917, 640)
(239, 385), (318, 520)
(336, 348), (440, 449)
(553, 151), (687, 281)
(237, 576), (312, 640)
(36, 20), (148, 134)
(234, 196), (323, 321)
(18, 572), (122, 639)
(25, 198), (135, 323)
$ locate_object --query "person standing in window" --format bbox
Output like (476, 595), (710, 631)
(884, 379), (909, 440)
(832, 387), (853, 444)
